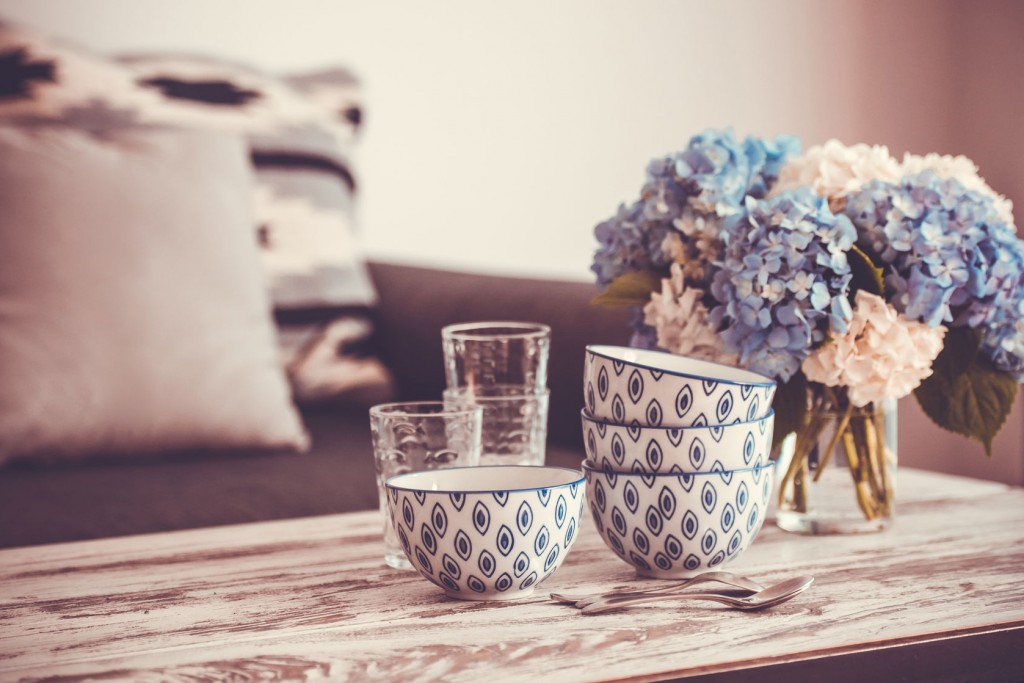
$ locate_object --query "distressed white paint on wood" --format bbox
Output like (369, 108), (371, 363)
(0, 469), (1022, 682)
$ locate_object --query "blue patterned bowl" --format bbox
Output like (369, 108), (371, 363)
(583, 459), (775, 578)
(582, 408), (774, 474)
(584, 345), (776, 427)
(385, 465), (585, 600)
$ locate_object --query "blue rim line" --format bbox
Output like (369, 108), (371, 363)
(581, 459), (776, 477)
(386, 464), (585, 493)
(586, 345), (776, 388)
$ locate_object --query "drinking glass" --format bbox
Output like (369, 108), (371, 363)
(369, 401), (482, 569)
(443, 386), (549, 466)
(441, 321), (550, 391)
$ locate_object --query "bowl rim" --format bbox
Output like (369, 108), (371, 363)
(581, 458), (775, 477)
(385, 464), (584, 494)
(586, 345), (775, 388)
(580, 407), (775, 432)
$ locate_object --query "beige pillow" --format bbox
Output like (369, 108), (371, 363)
(0, 22), (394, 405)
(0, 126), (309, 463)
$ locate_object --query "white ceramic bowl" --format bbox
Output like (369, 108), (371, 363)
(385, 465), (585, 600)
(582, 408), (775, 474)
(583, 459), (774, 578)
(583, 345), (776, 427)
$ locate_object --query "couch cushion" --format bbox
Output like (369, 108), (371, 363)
(0, 400), (587, 548)
(0, 21), (392, 405)
(0, 125), (309, 464)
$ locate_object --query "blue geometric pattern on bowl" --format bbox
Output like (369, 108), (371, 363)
(582, 408), (774, 474)
(583, 459), (775, 578)
(584, 345), (776, 428)
(386, 465), (586, 600)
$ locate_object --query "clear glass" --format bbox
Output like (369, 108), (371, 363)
(443, 385), (549, 466)
(369, 402), (482, 568)
(776, 399), (897, 534)
(441, 321), (550, 391)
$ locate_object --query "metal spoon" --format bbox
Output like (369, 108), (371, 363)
(549, 571), (765, 607)
(579, 576), (814, 615)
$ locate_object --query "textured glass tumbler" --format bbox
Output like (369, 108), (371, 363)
(441, 322), (551, 391)
(369, 402), (482, 568)
(443, 386), (549, 467)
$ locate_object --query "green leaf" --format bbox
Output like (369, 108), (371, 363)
(847, 243), (885, 297)
(592, 270), (663, 308)
(771, 371), (807, 454)
(914, 327), (1019, 456)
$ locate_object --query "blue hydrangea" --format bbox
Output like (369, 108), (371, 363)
(979, 241), (1024, 380)
(641, 128), (800, 223)
(984, 314), (1024, 381)
(642, 129), (748, 219)
(744, 134), (802, 199)
(709, 188), (856, 381)
(844, 171), (1024, 330)
(594, 128), (800, 294)
(592, 128), (801, 357)
(591, 200), (673, 287)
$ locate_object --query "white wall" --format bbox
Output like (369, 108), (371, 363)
(7, 0), (1018, 281)
(3, 0), (1023, 483)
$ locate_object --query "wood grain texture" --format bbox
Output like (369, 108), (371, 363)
(1, 469), (1022, 682)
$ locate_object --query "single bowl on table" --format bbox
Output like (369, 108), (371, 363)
(583, 345), (776, 427)
(582, 458), (775, 579)
(385, 465), (585, 600)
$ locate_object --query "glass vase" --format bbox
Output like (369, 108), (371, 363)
(775, 398), (897, 534)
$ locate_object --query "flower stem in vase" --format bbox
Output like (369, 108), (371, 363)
(777, 408), (828, 514)
(812, 403), (853, 483)
(776, 395), (897, 535)
(842, 419), (878, 521)
(871, 409), (894, 518)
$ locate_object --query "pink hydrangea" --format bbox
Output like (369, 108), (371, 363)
(772, 139), (901, 210)
(802, 291), (946, 406)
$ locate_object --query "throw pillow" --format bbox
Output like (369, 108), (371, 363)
(121, 54), (393, 404)
(0, 125), (310, 463)
(0, 21), (393, 404)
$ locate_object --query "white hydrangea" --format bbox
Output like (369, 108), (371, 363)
(802, 291), (946, 407)
(773, 139), (902, 209)
(661, 227), (721, 283)
(643, 263), (738, 365)
(900, 152), (1015, 225)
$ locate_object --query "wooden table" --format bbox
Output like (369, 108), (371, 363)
(1, 468), (1022, 682)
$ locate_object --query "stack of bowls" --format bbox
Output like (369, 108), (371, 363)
(581, 345), (778, 578)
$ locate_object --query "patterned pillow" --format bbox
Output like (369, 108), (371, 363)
(0, 21), (393, 404)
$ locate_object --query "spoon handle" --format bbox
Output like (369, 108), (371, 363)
(549, 571), (763, 605)
(580, 590), (749, 615)
(580, 576), (814, 615)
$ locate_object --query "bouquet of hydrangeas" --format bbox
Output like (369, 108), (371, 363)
(592, 129), (1023, 526)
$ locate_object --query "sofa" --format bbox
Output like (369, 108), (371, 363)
(5, 258), (1024, 550)
(0, 261), (631, 548)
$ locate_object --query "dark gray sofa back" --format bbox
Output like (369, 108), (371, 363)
(368, 261), (631, 449)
